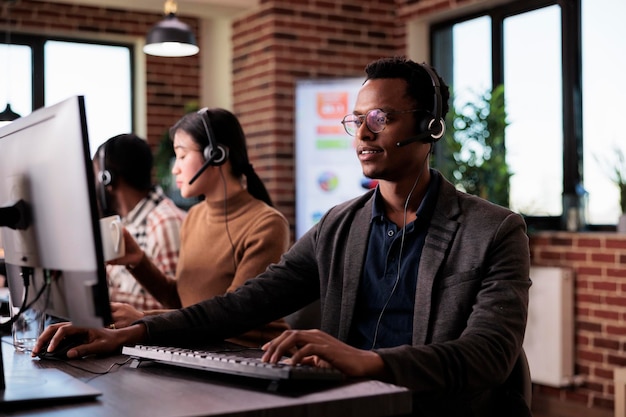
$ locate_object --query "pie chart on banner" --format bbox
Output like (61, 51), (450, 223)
(317, 171), (339, 192)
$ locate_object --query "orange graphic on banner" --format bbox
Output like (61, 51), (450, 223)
(316, 125), (344, 135)
(317, 92), (348, 119)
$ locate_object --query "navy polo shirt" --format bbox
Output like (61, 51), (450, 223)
(348, 170), (441, 350)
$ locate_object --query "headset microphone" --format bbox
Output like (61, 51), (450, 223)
(188, 151), (222, 185)
(395, 119), (446, 147)
(189, 107), (230, 185)
(396, 131), (435, 147)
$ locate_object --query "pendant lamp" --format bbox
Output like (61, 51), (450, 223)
(1, 0), (21, 124)
(0, 103), (20, 122)
(143, 0), (199, 57)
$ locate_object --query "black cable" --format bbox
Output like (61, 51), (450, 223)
(218, 166), (237, 270)
(0, 267), (32, 332)
(370, 145), (434, 349)
(0, 268), (52, 332)
(71, 357), (133, 382)
(22, 269), (53, 312)
(0, 336), (133, 380)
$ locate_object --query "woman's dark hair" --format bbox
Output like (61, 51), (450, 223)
(169, 108), (274, 207)
(96, 133), (153, 191)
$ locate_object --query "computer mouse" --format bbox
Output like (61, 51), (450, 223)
(37, 334), (87, 360)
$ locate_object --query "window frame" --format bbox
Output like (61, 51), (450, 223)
(4, 33), (136, 133)
(430, 0), (587, 231)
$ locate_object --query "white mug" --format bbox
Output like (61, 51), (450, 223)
(99, 215), (125, 261)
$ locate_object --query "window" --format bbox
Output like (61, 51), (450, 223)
(0, 44), (32, 126)
(504, 6), (563, 217)
(582, 0), (626, 225)
(431, 0), (624, 230)
(45, 41), (133, 154)
(451, 17), (492, 109)
(1, 35), (133, 155)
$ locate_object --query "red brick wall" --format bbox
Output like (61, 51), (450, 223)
(531, 232), (626, 412)
(228, 0), (490, 233)
(231, 0), (403, 225)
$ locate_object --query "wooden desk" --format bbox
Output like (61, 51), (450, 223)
(1, 337), (412, 417)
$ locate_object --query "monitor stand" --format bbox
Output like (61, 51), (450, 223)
(1, 336), (101, 407)
(0, 203), (100, 406)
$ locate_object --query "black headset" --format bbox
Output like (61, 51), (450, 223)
(188, 108), (230, 185)
(98, 142), (112, 186)
(416, 62), (445, 143)
(394, 63), (446, 147)
(97, 142), (113, 215)
(197, 107), (228, 166)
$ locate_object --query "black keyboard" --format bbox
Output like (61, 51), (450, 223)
(122, 344), (344, 383)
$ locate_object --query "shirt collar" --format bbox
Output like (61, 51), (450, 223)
(370, 169), (441, 224)
(123, 186), (165, 225)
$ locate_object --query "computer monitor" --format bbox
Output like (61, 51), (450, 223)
(0, 95), (111, 405)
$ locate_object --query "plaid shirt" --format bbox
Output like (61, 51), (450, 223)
(107, 186), (186, 310)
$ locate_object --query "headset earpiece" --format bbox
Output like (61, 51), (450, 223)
(96, 142), (113, 215)
(99, 169), (112, 186)
(415, 110), (440, 140)
(419, 63), (445, 143)
(98, 144), (112, 186)
(198, 108), (229, 167)
(203, 144), (228, 165)
(395, 64), (447, 148)
(428, 118), (446, 141)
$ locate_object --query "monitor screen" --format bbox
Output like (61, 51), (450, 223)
(0, 95), (111, 328)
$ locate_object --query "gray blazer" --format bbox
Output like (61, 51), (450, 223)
(142, 173), (531, 416)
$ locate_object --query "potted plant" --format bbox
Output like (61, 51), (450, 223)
(433, 84), (511, 208)
(611, 148), (626, 232)
(153, 100), (201, 211)
(596, 147), (626, 232)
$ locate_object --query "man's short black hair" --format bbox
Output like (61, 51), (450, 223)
(364, 56), (450, 119)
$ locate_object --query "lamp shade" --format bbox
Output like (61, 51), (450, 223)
(143, 13), (199, 57)
(0, 103), (20, 122)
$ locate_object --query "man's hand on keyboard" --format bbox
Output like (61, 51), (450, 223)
(261, 329), (386, 379)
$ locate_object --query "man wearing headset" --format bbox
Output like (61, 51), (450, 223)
(37, 57), (531, 417)
(93, 134), (186, 313)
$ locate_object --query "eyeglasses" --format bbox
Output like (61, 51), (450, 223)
(340, 109), (420, 136)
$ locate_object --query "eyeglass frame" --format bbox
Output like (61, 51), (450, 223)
(340, 108), (421, 136)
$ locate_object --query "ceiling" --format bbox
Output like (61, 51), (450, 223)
(31, 0), (259, 18)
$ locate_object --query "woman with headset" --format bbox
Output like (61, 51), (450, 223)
(108, 108), (291, 346)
